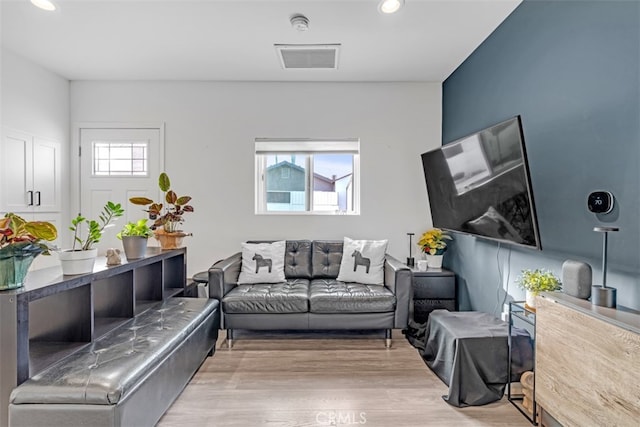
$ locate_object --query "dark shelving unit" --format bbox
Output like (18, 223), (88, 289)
(0, 247), (187, 426)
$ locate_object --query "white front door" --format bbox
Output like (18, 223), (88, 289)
(79, 127), (163, 253)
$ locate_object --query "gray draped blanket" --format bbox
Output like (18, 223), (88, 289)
(404, 310), (533, 407)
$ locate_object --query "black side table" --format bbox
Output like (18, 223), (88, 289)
(409, 267), (456, 323)
(183, 270), (209, 297)
(508, 301), (537, 425)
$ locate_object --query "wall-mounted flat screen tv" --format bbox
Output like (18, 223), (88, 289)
(421, 116), (541, 249)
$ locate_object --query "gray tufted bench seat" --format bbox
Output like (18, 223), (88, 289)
(9, 298), (219, 427)
(209, 240), (412, 348)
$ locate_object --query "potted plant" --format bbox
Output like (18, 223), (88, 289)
(117, 219), (153, 260)
(418, 228), (452, 269)
(516, 268), (562, 309)
(129, 172), (193, 249)
(0, 213), (58, 290)
(59, 201), (124, 275)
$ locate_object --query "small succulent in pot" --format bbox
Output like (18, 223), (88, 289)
(129, 172), (193, 233)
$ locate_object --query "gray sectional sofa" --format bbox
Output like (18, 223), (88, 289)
(208, 240), (412, 347)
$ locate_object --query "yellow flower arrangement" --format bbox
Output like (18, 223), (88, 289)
(418, 228), (452, 255)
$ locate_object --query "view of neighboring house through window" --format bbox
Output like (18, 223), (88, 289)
(255, 139), (360, 214)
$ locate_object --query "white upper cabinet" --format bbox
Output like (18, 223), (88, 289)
(1, 128), (61, 213)
(2, 129), (31, 212)
(32, 137), (61, 211)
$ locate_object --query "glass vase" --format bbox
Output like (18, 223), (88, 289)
(0, 244), (42, 290)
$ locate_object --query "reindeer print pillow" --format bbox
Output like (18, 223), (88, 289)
(237, 241), (287, 284)
(336, 237), (388, 285)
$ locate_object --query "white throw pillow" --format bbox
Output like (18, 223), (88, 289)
(237, 241), (287, 284)
(336, 237), (388, 285)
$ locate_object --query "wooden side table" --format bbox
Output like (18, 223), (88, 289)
(410, 267), (456, 323)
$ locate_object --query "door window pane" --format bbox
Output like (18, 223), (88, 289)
(92, 142), (148, 176)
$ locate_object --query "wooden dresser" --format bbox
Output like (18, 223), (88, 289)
(535, 293), (640, 427)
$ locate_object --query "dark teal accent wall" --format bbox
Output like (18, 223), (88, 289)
(442, 0), (640, 313)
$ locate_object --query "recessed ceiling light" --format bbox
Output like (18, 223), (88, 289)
(30, 0), (57, 12)
(378, 0), (405, 14)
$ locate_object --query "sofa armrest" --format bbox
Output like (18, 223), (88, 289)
(208, 252), (242, 300)
(384, 254), (413, 329)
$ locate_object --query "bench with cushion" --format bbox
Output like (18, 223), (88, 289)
(208, 239), (412, 348)
(9, 298), (220, 427)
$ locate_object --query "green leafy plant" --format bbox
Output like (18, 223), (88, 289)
(116, 219), (153, 239)
(516, 269), (562, 294)
(129, 172), (193, 233)
(0, 213), (58, 255)
(70, 201), (124, 251)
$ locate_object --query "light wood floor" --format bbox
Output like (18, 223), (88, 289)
(158, 330), (529, 427)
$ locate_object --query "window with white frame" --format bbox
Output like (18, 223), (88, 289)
(255, 138), (360, 214)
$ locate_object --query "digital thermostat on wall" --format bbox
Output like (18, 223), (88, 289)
(587, 191), (614, 214)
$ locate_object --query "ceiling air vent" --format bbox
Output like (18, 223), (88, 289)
(275, 44), (341, 70)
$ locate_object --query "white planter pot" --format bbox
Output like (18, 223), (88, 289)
(59, 248), (98, 275)
(525, 290), (538, 309)
(425, 254), (443, 269)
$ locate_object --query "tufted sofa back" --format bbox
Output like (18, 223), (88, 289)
(283, 240), (312, 279)
(310, 241), (343, 278)
(281, 240), (345, 280)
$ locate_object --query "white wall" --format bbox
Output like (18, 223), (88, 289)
(71, 81), (441, 276)
(1, 49), (69, 140)
(1, 48), (70, 268)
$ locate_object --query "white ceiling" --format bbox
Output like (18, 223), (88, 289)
(0, 0), (521, 82)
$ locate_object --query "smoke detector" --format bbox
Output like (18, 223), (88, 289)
(290, 14), (309, 32)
